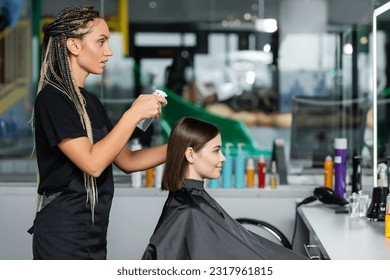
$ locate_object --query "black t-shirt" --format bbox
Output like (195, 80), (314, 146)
(34, 83), (114, 195)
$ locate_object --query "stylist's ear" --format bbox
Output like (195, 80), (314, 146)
(66, 38), (81, 55)
(185, 147), (195, 164)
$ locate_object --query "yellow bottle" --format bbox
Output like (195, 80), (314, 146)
(385, 195), (390, 238)
(246, 158), (255, 187)
(324, 155), (333, 190)
(270, 161), (278, 189)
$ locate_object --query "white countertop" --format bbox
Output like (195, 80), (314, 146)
(0, 181), (315, 199)
(298, 203), (390, 260)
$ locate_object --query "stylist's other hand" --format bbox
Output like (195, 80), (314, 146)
(129, 93), (168, 122)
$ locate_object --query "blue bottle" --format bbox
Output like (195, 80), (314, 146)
(334, 138), (347, 198)
(222, 143), (233, 188)
(235, 143), (245, 188)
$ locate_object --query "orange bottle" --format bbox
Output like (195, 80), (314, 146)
(145, 168), (154, 188)
(324, 155), (333, 190)
(246, 158), (255, 187)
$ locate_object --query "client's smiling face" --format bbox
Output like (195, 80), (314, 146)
(188, 133), (225, 180)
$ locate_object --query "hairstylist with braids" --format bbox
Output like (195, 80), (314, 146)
(29, 5), (167, 260)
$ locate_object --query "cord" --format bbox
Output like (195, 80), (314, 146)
(297, 195), (318, 207)
(291, 196), (318, 248)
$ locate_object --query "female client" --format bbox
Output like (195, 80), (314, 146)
(142, 117), (307, 260)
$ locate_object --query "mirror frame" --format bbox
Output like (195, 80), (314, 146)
(373, 1), (390, 187)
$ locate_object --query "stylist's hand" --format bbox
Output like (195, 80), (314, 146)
(129, 93), (168, 122)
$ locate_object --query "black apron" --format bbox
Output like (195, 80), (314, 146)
(29, 127), (114, 260)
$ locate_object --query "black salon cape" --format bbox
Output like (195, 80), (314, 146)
(142, 179), (307, 260)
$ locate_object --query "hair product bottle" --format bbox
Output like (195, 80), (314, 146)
(334, 138), (347, 198)
(258, 154), (266, 189)
(246, 158), (255, 187)
(154, 164), (164, 187)
(385, 195), (390, 238)
(235, 143), (245, 188)
(152, 133), (164, 188)
(145, 168), (154, 188)
(270, 160), (278, 189)
(367, 163), (389, 221)
(351, 155), (362, 194)
(222, 143), (233, 188)
(324, 155), (333, 190)
(130, 138), (143, 188)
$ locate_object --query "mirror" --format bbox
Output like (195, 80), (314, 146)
(373, 1), (390, 187)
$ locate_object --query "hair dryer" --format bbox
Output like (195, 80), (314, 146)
(314, 187), (348, 205)
(298, 187), (349, 207)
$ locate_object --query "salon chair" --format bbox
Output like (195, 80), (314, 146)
(236, 218), (292, 249)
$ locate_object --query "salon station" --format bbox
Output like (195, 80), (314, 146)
(1, 0), (390, 260)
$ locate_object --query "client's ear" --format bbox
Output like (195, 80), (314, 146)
(185, 147), (195, 163)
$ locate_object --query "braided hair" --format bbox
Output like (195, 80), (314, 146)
(37, 5), (102, 222)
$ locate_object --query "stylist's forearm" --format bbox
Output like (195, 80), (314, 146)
(89, 110), (140, 169)
(118, 144), (167, 172)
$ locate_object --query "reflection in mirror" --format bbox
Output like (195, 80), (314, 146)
(373, 1), (390, 187)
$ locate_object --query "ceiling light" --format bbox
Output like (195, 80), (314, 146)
(255, 18), (277, 33)
(244, 13), (252, 21)
(343, 43), (353, 55)
(360, 36), (368, 45)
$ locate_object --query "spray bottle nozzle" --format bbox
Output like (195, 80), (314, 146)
(225, 143), (233, 155)
(378, 163), (388, 187)
(247, 158), (254, 169)
(237, 143), (245, 155)
(259, 154), (265, 163)
(271, 160), (277, 172)
(378, 163), (387, 175)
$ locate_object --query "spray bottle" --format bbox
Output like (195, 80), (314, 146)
(137, 89), (167, 131)
(130, 138), (143, 188)
(258, 154), (266, 188)
(324, 155), (333, 190)
(367, 163), (389, 221)
(246, 158), (255, 187)
(235, 143), (245, 188)
(222, 143), (233, 188)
